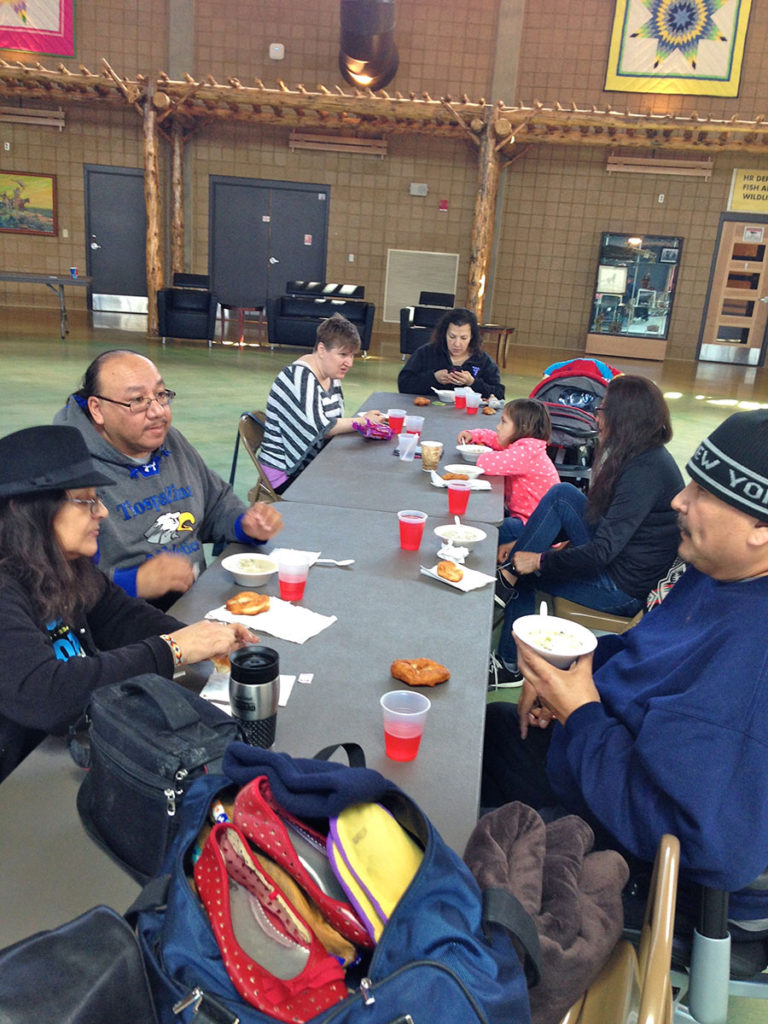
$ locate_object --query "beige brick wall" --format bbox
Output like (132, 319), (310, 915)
(3, 0), (768, 362)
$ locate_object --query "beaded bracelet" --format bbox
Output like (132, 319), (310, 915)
(160, 633), (183, 668)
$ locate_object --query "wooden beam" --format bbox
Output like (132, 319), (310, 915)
(467, 106), (501, 322)
(170, 122), (184, 277)
(143, 86), (163, 335)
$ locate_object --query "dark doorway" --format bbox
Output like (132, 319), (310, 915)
(209, 176), (329, 307)
(83, 165), (147, 313)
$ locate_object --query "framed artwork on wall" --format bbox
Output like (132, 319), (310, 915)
(660, 248), (679, 263)
(0, 1), (75, 57)
(605, 0), (753, 97)
(0, 171), (58, 236)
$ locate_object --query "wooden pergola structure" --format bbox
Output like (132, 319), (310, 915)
(3, 57), (768, 332)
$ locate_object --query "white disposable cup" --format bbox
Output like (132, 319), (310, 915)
(404, 414), (425, 435)
(398, 432), (418, 461)
(380, 690), (431, 761)
(465, 391), (482, 411)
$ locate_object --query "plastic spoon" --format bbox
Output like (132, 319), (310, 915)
(314, 558), (355, 567)
(540, 601), (548, 617)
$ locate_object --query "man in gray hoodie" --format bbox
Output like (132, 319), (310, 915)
(56, 349), (282, 607)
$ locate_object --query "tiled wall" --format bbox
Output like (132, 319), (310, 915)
(3, 0), (768, 363)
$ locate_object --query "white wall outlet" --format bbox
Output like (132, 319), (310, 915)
(658, 193), (665, 203)
(348, 253), (355, 262)
(3, 142), (9, 151)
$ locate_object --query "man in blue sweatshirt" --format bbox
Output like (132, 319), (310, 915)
(56, 349), (282, 607)
(482, 409), (768, 923)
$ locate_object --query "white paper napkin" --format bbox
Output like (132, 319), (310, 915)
(419, 563), (496, 592)
(206, 598), (336, 644)
(429, 470), (491, 490)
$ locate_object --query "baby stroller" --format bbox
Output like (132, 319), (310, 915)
(529, 358), (621, 490)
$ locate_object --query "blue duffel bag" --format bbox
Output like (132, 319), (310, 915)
(130, 742), (539, 1024)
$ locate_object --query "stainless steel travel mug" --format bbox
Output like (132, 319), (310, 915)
(228, 645), (279, 748)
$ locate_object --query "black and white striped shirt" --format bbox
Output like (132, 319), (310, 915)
(260, 362), (345, 478)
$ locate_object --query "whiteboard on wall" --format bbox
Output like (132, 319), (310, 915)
(383, 249), (459, 322)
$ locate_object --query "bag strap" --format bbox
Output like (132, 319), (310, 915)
(482, 887), (542, 988)
(118, 675), (201, 730)
(312, 741), (366, 768)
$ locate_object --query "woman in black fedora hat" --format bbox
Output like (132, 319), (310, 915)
(0, 424), (253, 782)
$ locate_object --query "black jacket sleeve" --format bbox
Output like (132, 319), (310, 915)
(397, 345), (441, 395)
(0, 573), (184, 736)
(471, 352), (505, 399)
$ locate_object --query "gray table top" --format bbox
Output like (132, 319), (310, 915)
(0, 501), (496, 947)
(171, 502), (496, 851)
(282, 391), (505, 524)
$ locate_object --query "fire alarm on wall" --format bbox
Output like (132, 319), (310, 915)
(269, 43), (285, 60)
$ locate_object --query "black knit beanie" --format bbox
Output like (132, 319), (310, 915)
(686, 410), (768, 520)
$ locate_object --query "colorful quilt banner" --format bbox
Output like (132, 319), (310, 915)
(605, 0), (752, 97)
(0, 1), (74, 58)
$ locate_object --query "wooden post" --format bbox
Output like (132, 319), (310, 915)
(467, 105), (502, 323)
(170, 122), (185, 277)
(143, 85), (164, 334)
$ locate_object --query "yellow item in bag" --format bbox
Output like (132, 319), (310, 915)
(326, 802), (424, 943)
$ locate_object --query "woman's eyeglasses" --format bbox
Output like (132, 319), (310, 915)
(65, 495), (107, 515)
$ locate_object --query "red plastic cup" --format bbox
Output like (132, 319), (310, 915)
(276, 550), (311, 602)
(404, 414), (424, 436)
(465, 392), (481, 415)
(381, 690), (431, 761)
(397, 509), (427, 550)
(454, 390), (467, 410)
(387, 408), (406, 435)
(447, 481), (471, 516)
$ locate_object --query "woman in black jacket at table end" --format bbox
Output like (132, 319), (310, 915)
(0, 424), (253, 782)
(397, 307), (505, 400)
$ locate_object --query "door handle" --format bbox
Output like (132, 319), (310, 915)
(269, 256), (280, 264)
(90, 242), (102, 250)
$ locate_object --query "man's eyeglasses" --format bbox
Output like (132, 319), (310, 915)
(65, 495), (107, 515)
(94, 389), (176, 414)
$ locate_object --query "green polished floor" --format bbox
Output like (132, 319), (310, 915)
(3, 307), (768, 507)
(1, 308), (766, 1021)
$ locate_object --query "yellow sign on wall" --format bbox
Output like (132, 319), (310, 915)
(729, 169), (768, 213)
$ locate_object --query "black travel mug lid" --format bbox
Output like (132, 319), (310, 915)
(229, 645), (280, 684)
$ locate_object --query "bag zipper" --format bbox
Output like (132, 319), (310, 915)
(90, 731), (188, 817)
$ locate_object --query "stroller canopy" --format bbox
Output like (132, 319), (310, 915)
(529, 358), (621, 410)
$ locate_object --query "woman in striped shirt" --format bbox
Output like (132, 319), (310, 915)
(260, 313), (386, 492)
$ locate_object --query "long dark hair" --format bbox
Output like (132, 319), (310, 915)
(429, 308), (483, 360)
(0, 492), (101, 624)
(586, 375), (672, 521)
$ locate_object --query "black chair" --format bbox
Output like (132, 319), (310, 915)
(399, 291), (455, 360)
(157, 273), (218, 347)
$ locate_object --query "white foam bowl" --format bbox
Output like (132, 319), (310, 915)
(221, 552), (278, 587)
(442, 463), (484, 479)
(434, 523), (487, 552)
(456, 443), (492, 464)
(433, 389), (456, 403)
(512, 614), (597, 669)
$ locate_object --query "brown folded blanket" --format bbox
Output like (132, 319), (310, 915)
(464, 802), (629, 1024)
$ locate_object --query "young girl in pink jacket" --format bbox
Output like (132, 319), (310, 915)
(458, 398), (559, 563)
